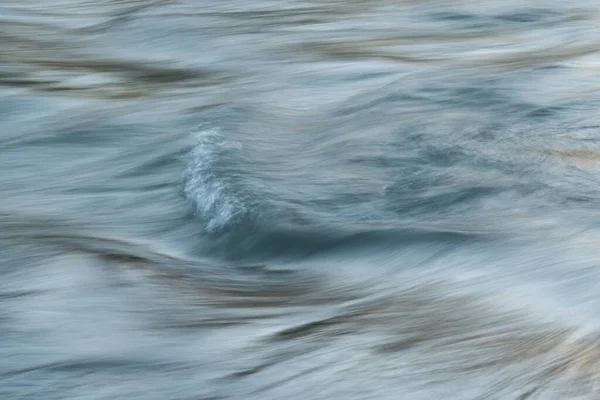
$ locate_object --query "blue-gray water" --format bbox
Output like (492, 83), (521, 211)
(3, 1), (600, 399)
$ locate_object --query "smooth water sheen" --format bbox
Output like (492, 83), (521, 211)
(3, 1), (600, 399)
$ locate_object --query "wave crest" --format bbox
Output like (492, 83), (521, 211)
(183, 127), (246, 234)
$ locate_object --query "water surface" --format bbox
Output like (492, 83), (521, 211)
(3, 1), (600, 399)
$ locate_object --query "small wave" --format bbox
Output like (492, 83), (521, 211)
(183, 127), (247, 234)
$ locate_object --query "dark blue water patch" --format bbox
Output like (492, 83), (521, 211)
(525, 106), (567, 119)
(328, 74), (551, 129)
(429, 12), (479, 22)
(414, 146), (473, 168)
(436, 85), (511, 108)
(424, 11), (500, 31)
(193, 200), (496, 261)
(383, 181), (501, 216)
(495, 8), (562, 23)
(195, 218), (339, 261)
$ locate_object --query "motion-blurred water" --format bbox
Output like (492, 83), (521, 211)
(3, 1), (600, 399)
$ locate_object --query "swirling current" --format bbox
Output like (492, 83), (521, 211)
(3, 1), (600, 399)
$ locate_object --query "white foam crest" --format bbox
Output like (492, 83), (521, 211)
(183, 128), (245, 233)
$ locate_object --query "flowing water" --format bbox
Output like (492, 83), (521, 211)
(3, 1), (600, 399)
